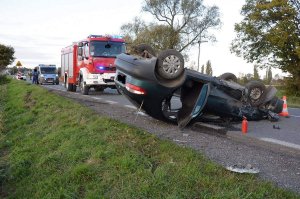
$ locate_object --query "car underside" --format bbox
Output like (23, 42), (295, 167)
(114, 45), (283, 129)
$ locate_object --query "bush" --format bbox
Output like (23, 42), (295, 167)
(0, 75), (10, 85)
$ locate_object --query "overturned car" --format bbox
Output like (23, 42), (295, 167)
(114, 45), (283, 129)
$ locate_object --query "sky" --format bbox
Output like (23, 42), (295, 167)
(0, 0), (283, 77)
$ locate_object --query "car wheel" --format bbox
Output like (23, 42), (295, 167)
(80, 78), (89, 95)
(245, 80), (266, 106)
(133, 44), (156, 58)
(219, 73), (237, 82)
(156, 49), (184, 80)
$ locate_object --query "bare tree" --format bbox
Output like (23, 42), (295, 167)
(123, 0), (220, 54)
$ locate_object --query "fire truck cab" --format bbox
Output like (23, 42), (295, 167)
(61, 35), (126, 94)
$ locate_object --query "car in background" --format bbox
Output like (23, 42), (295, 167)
(114, 44), (283, 129)
(36, 64), (59, 85)
(16, 73), (26, 80)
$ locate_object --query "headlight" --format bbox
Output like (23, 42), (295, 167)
(40, 74), (44, 78)
(87, 74), (98, 79)
(56, 74), (58, 77)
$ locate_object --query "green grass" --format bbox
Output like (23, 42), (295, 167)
(0, 80), (299, 198)
(275, 86), (300, 108)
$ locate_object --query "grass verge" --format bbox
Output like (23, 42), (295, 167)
(276, 87), (300, 108)
(0, 80), (299, 198)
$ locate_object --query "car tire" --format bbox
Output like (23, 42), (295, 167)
(156, 49), (185, 80)
(245, 80), (266, 106)
(133, 44), (156, 58)
(219, 73), (237, 82)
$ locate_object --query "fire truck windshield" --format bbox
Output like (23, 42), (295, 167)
(90, 41), (125, 57)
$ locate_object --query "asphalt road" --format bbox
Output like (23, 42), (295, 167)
(39, 82), (300, 152)
(233, 108), (300, 150)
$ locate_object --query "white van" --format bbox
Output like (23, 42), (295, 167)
(36, 64), (59, 85)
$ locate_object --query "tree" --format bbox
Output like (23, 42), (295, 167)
(0, 44), (15, 72)
(10, 66), (18, 75)
(231, 0), (300, 94)
(189, 61), (197, 70)
(205, 60), (213, 76)
(266, 66), (273, 84)
(253, 65), (259, 80)
(122, 0), (221, 54)
(201, 64), (204, 73)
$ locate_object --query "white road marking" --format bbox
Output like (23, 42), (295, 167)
(91, 96), (103, 100)
(105, 100), (118, 104)
(125, 105), (136, 109)
(289, 115), (300, 118)
(259, 138), (300, 150)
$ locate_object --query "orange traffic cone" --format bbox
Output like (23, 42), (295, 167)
(279, 96), (289, 117)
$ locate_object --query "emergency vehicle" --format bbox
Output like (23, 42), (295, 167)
(61, 35), (126, 94)
(36, 64), (59, 85)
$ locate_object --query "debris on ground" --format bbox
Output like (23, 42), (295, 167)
(226, 164), (260, 174)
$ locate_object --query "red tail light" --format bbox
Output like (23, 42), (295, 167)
(125, 83), (146, 95)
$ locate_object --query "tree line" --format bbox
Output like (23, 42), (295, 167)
(1, 0), (299, 94)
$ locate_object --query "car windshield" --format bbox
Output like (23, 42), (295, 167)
(40, 67), (56, 74)
(90, 41), (126, 57)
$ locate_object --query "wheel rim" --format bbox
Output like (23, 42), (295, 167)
(162, 55), (181, 75)
(249, 88), (262, 100)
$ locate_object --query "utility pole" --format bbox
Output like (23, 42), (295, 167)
(197, 39), (208, 72)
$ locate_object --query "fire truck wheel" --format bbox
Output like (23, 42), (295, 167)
(66, 81), (73, 91)
(80, 80), (89, 95)
(72, 85), (77, 92)
(66, 83), (73, 91)
(65, 77), (73, 91)
(95, 87), (104, 92)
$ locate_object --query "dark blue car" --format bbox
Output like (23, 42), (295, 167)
(114, 45), (283, 128)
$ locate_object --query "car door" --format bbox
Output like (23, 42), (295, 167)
(177, 81), (210, 129)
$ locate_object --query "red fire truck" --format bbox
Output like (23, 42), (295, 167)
(61, 35), (126, 95)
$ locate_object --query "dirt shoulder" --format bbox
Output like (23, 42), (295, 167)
(48, 88), (300, 194)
